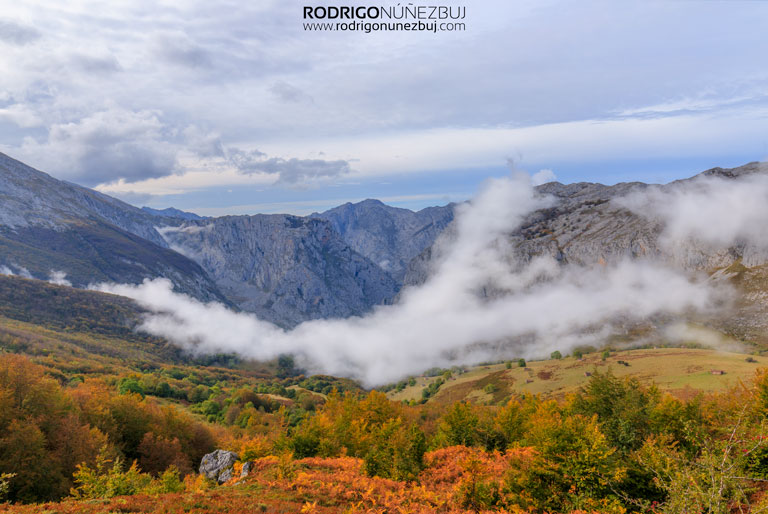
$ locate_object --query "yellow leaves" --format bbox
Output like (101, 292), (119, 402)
(300, 500), (318, 513)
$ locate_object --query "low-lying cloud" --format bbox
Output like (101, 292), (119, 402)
(0, 263), (32, 278)
(48, 270), (71, 287)
(615, 167), (768, 250)
(96, 174), (723, 385)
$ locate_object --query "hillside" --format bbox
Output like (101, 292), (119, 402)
(387, 347), (764, 405)
(0, 152), (226, 303)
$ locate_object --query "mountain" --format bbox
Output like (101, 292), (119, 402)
(8, 149), (768, 336)
(0, 152), (226, 302)
(142, 206), (205, 221)
(155, 214), (400, 327)
(402, 161), (768, 344)
(0, 153), (447, 327)
(312, 199), (455, 281)
(404, 162), (768, 287)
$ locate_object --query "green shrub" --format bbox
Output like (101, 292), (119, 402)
(70, 450), (151, 499)
(363, 420), (426, 481)
(0, 473), (16, 503)
(70, 447), (184, 499)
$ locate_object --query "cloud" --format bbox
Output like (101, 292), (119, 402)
(107, 190), (154, 206)
(0, 103), (43, 128)
(615, 168), (768, 254)
(48, 270), (71, 286)
(183, 126), (225, 158)
(95, 174), (721, 385)
(154, 34), (212, 69)
(18, 107), (178, 186)
(71, 53), (122, 74)
(531, 168), (557, 186)
(269, 81), (312, 103)
(0, 20), (40, 45)
(0, 264), (32, 279)
(0, 1), (766, 201)
(227, 147), (351, 185)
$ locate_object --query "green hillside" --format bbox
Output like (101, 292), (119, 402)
(388, 347), (763, 405)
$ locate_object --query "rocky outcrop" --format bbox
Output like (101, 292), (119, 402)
(199, 450), (240, 484)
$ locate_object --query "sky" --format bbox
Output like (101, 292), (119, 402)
(1, 0), (767, 215)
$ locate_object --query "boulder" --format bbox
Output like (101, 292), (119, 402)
(199, 450), (239, 484)
(240, 461), (253, 479)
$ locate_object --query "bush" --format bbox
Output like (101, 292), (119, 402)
(518, 359), (526, 367)
(0, 473), (15, 503)
(363, 420), (426, 481)
(70, 450), (151, 499)
(550, 351), (562, 360)
(70, 447), (185, 499)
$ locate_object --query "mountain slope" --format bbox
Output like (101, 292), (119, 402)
(0, 152), (227, 302)
(157, 214), (400, 327)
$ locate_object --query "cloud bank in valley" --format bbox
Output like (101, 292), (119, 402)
(96, 173), (724, 385)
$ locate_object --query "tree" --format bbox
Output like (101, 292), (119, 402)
(138, 433), (192, 476)
(437, 402), (480, 447)
(508, 401), (625, 513)
(517, 358), (526, 368)
(276, 354), (297, 378)
(571, 369), (656, 453)
(550, 350), (562, 360)
(364, 420), (426, 481)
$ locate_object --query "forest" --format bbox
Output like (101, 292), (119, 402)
(2, 348), (768, 513)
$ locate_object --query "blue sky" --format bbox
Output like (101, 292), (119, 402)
(1, 1), (767, 215)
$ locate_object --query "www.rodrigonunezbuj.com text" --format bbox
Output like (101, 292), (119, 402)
(302, 4), (466, 33)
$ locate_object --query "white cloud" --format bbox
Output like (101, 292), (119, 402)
(615, 169), (768, 257)
(531, 168), (557, 186)
(14, 107), (178, 186)
(0, 1), (766, 198)
(48, 270), (71, 286)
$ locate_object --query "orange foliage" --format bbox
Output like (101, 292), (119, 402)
(0, 447), (541, 514)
